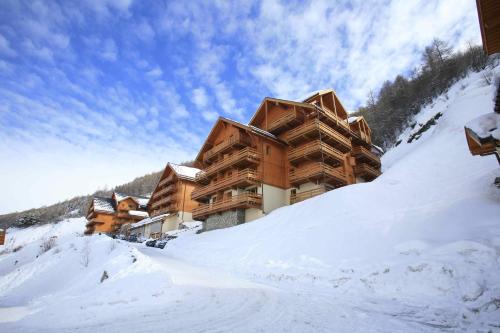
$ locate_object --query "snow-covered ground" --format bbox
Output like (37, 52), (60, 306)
(1, 69), (500, 332)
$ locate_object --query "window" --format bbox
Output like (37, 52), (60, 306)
(266, 145), (271, 155)
(290, 189), (297, 196)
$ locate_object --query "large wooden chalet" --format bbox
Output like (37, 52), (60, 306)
(85, 192), (149, 235)
(192, 89), (382, 231)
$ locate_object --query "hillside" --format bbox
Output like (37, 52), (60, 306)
(0, 68), (499, 332)
(0, 170), (163, 229)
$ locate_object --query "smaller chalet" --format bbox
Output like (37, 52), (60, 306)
(0, 228), (5, 245)
(146, 163), (201, 236)
(85, 192), (149, 235)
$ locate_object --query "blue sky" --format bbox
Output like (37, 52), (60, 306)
(0, 0), (480, 213)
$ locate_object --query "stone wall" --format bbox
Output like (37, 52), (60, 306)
(204, 209), (245, 232)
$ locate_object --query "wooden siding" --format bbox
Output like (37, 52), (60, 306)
(477, 0), (500, 55)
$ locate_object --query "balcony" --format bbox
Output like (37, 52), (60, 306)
(192, 169), (261, 200)
(316, 106), (351, 135)
(203, 135), (252, 163)
(157, 174), (175, 188)
(150, 194), (176, 209)
(354, 163), (381, 181)
(267, 109), (304, 134)
(151, 203), (178, 217)
(198, 148), (261, 181)
(289, 162), (347, 187)
(288, 140), (344, 166)
(351, 146), (381, 168)
(192, 193), (262, 220)
(350, 130), (371, 146)
(290, 187), (327, 204)
(281, 119), (351, 152)
(152, 184), (176, 199)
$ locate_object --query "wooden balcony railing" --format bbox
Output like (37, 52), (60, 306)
(203, 135), (252, 163)
(350, 130), (371, 146)
(289, 162), (347, 186)
(197, 148), (260, 181)
(192, 169), (261, 200)
(290, 187), (326, 204)
(267, 109), (303, 133)
(316, 106), (350, 134)
(151, 202), (178, 217)
(151, 195), (176, 208)
(351, 146), (381, 168)
(282, 119), (351, 152)
(153, 184), (176, 199)
(354, 163), (381, 181)
(158, 174), (175, 187)
(287, 140), (344, 165)
(192, 193), (262, 220)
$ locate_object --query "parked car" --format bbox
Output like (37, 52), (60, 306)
(145, 239), (157, 247)
(155, 239), (168, 249)
(154, 235), (177, 249)
(128, 235), (138, 243)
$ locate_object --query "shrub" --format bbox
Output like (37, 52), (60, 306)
(39, 237), (57, 254)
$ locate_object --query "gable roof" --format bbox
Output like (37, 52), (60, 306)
(113, 192), (149, 207)
(169, 163), (200, 181)
(92, 197), (115, 214)
(249, 97), (315, 127)
(195, 116), (285, 163)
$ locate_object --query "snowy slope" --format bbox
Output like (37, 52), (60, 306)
(1, 68), (500, 332)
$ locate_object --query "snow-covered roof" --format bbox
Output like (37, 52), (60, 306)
(128, 210), (149, 218)
(130, 214), (170, 229)
(93, 197), (115, 213)
(348, 116), (361, 124)
(113, 192), (150, 207)
(222, 117), (280, 142)
(301, 89), (334, 102)
(169, 163), (200, 181)
(465, 112), (500, 140)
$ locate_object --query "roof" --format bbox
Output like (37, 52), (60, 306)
(130, 214), (170, 229)
(248, 97), (315, 126)
(113, 192), (149, 207)
(93, 197), (115, 214)
(348, 116), (361, 124)
(169, 163), (201, 181)
(128, 210), (149, 218)
(195, 116), (285, 163)
(301, 89), (335, 103)
(476, 0), (500, 55)
(465, 112), (500, 141)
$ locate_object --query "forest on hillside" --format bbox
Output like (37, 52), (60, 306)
(355, 39), (499, 148)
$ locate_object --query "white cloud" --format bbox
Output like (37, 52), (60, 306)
(192, 87), (208, 109)
(101, 38), (118, 61)
(135, 21), (155, 42)
(147, 66), (163, 77)
(0, 34), (16, 57)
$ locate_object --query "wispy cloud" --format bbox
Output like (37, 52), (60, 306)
(0, 0), (481, 213)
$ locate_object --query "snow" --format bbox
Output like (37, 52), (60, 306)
(348, 116), (360, 123)
(130, 214), (170, 229)
(466, 111), (500, 140)
(113, 192), (149, 207)
(92, 197), (115, 213)
(127, 210), (149, 218)
(1, 69), (500, 332)
(169, 163), (200, 180)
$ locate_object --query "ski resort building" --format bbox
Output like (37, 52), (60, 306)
(0, 228), (5, 245)
(192, 89), (382, 231)
(147, 163), (201, 234)
(84, 192), (149, 235)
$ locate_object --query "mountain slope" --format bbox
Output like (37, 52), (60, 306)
(0, 69), (499, 332)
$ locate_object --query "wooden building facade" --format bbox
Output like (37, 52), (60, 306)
(192, 89), (382, 231)
(84, 192), (149, 235)
(147, 163), (201, 233)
